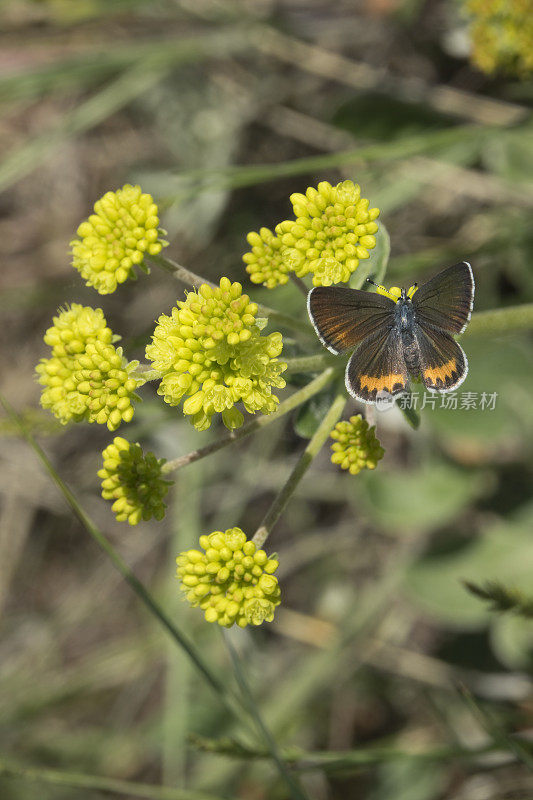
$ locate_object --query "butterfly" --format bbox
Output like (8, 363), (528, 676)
(307, 261), (475, 404)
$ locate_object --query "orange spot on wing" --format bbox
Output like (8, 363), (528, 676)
(360, 373), (405, 393)
(424, 358), (457, 385)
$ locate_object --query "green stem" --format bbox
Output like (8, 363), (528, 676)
(0, 394), (254, 736)
(191, 734), (523, 770)
(462, 303), (533, 337)
(147, 253), (312, 337)
(156, 124), (496, 197)
(223, 636), (311, 800)
(132, 366), (162, 383)
(284, 353), (337, 374)
(149, 252), (217, 290)
(458, 685), (533, 771)
(289, 273), (310, 297)
(0, 758), (227, 800)
(161, 368), (336, 474)
(253, 393), (346, 548)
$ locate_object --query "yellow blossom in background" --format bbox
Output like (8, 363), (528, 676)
(242, 227), (291, 289)
(466, 0), (533, 76)
(145, 277), (287, 431)
(276, 180), (379, 287)
(36, 304), (142, 430)
(177, 528), (281, 627)
(71, 184), (167, 294)
(330, 415), (384, 475)
(98, 437), (172, 525)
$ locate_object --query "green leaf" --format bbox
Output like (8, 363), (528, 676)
(332, 93), (455, 143)
(350, 221), (391, 290)
(294, 382), (339, 439)
(491, 614), (533, 670)
(405, 505), (533, 627)
(359, 462), (487, 536)
(395, 396), (420, 429)
(424, 337), (533, 445)
(370, 759), (446, 800)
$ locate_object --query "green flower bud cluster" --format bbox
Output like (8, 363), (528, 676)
(145, 277), (287, 431)
(467, 0), (533, 76)
(243, 181), (379, 289)
(330, 415), (384, 475)
(36, 304), (141, 431)
(71, 184), (167, 294)
(176, 528), (281, 627)
(98, 437), (172, 525)
(242, 227), (291, 289)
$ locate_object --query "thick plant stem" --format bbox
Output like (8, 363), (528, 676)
(462, 304), (533, 337)
(284, 353), (338, 374)
(0, 394), (255, 736)
(161, 368), (336, 474)
(148, 253), (312, 336)
(253, 393), (347, 548)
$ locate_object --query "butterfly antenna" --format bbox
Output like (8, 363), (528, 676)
(366, 278), (380, 288)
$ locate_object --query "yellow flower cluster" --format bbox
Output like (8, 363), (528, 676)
(36, 304), (141, 431)
(330, 415), (384, 475)
(98, 437), (172, 525)
(177, 528), (281, 627)
(242, 227), (291, 289)
(243, 180), (379, 288)
(467, 0), (533, 76)
(71, 184), (167, 294)
(145, 277), (287, 431)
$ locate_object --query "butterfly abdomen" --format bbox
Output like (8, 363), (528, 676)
(402, 338), (420, 376)
(395, 300), (420, 375)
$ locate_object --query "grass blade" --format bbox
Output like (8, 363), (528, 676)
(223, 634), (311, 800)
(0, 757), (229, 800)
(0, 393), (254, 735)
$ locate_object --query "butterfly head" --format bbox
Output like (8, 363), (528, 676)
(367, 278), (418, 303)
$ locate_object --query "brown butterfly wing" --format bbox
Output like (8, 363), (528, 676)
(307, 287), (396, 355)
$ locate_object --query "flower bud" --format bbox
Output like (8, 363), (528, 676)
(146, 278), (286, 431)
(276, 180), (379, 286)
(176, 527), (281, 627)
(71, 184), (167, 294)
(98, 437), (172, 524)
(330, 415), (385, 475)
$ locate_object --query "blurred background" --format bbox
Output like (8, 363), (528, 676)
(1, 1), (532, 798)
